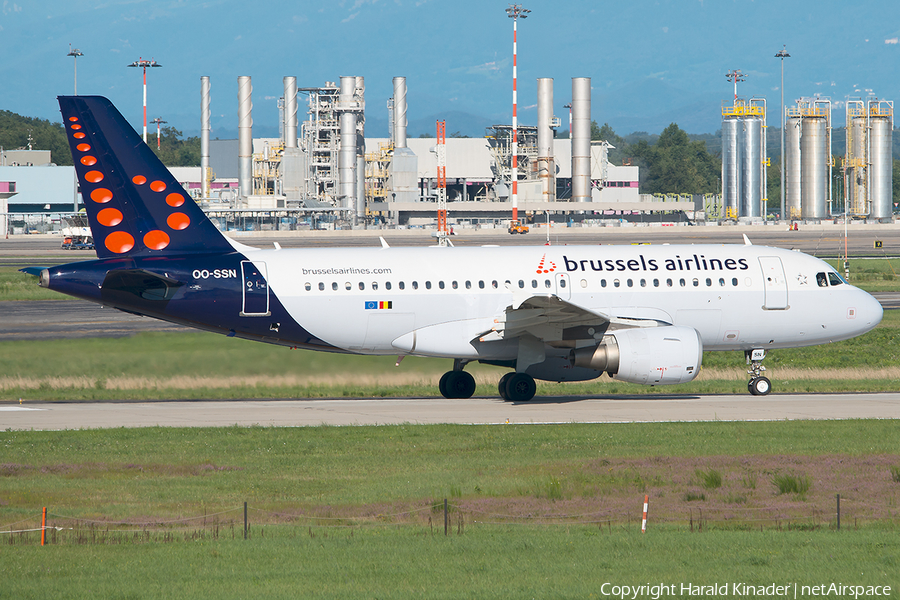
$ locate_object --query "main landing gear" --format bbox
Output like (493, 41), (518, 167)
(438, 362), (537, 402)
(746, 348), (771, 396)
(438, 360), (476, 399)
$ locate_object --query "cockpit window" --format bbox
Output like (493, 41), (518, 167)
(828, 272), (844, 286)
(816, 272), (828, 287)
(817, 271), (846, 287)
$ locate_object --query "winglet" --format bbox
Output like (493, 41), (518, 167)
(380, 236), (390, 248)
(743, 234), (752, 246)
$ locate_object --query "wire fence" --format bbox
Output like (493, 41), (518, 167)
(3, 494), (898, 546)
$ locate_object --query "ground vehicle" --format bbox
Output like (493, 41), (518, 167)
(508, 222), (529, 234)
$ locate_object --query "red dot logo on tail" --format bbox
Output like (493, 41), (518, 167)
(535, 254), (557, 274)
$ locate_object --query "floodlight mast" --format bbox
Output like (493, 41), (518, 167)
(726, 69), (746, 102)
(506, 4), (529, 225)
(128, 57), (162, 143)
(67, 45), (83, 95)
(151, 117), (167, 150)
(775, 45), (791, 222)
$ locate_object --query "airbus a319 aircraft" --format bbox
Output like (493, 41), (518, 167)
(24, 96), (883, 401)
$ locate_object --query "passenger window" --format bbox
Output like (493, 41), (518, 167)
(680, 279), (686, 287)
(385, 282), (392, 290)
(305, 282), (311, 291)
(426, 281), (432, 290)
(732, 278), (738, 286)
(601, 279), (607, 288)
(640, 279), (647, 287)
(479, 281), (485, 289)
(706, 278), (712, 287)
(359, 282), (365, 290)
(817, 272), (828, 287)
(627, 279), (633, 287)
(719, 278), (725, 286)
(532, 280), (538, 288)
(399, 281), (405, 290)
(372, 282), (378, 291)
(545, 279), (552, 288)
(465, 281), (471, 289)
(653, 279), (659, 287)
(439, 281), (445, 289)
(693, 278), (699, 287)
(614, 279), (620, 288)
(452, 281), (458, 289)
(492, 280), (499, 289)
(666, 279), (673, 287)
(412, 281), (419, 290)
(828, 272), (843, 286)
(345, 282), (352, 291)
(580, 279), (587, 288)
(518, 280), (525, 288)
(560, 279), (567, 288)
(332, 282), (338, 291)
(318, 282), (325, 291)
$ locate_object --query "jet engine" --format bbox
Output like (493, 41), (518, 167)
(571, 325), (702, 385)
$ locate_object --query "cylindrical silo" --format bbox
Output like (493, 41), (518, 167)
(870, 114), (892, 220)
(537, 77), (555, 202)
(200, 76), (210, 200)
(571, 77), (591, 203)
(238, 75), (253, 199)
(721, 116), (740, 219)
(847, 110), (868, 216)
(283, 76), (298, 149)
(784, 115), (802, 220)
(800, 116), (827, 219)
(740, 116), (762, 218)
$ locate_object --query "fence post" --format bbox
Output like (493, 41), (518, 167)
(836, 494), (840, 531)
(244, 502), (248, 540)
(641, 495), (649, 533)
(41, 507), (47, 546)
(444, 499), (448, 536)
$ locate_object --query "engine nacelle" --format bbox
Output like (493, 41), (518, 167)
(572, 325), (702, 385)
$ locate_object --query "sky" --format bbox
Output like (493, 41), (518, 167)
(2, 0), (900, 140)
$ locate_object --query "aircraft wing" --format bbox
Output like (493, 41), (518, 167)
(477, 294), (666, 344)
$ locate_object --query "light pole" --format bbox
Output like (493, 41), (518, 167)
(128, 57), (162, 143)
(506, 4), (529, 225)
(725, 69), (746, 102)
(67, 45), (83, 95)
(775, 46), (791, 222)
(151, 117), (167, 150)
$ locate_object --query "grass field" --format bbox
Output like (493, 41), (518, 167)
(2, 423), (899, 598)
(2, 306), (900, 400)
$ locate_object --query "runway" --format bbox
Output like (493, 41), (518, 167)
(2, 393), (898, 430)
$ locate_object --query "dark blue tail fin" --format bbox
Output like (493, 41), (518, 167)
(59, 95), (234, 258)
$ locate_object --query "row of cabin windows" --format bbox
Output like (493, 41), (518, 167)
(302, 276), (744, 292)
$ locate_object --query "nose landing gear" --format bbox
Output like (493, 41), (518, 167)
(746, 348), (771, 396)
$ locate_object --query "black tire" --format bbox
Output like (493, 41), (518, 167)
(504, 373), (536, 402)
(498, 373), (513, 401)
(439, 372), (451, 398)
(441, 371), (476, 399)
(749, 376), (771, 396)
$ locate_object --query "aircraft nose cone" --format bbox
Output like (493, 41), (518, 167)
(857, 289), (883, 331)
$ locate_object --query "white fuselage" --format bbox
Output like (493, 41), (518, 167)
(243, 243), (882, 359)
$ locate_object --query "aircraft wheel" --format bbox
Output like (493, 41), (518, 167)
(505, 373), (536, 402)
(440, 370), (476, 399)
(748, 377), (771, 396)
(498, 373), (514, 401)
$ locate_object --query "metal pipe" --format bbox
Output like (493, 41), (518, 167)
(283, 76), (297, 149)
(238, 76), (253, 200)
(571, 77), (591, 203)
(537, 78), (555, 202)
(392, 76), (407, 149)
(339, 76), (358, 216)
(200, 76), (210, 200)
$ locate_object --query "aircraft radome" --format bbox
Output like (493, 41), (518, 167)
(22, 96), (884, 402)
